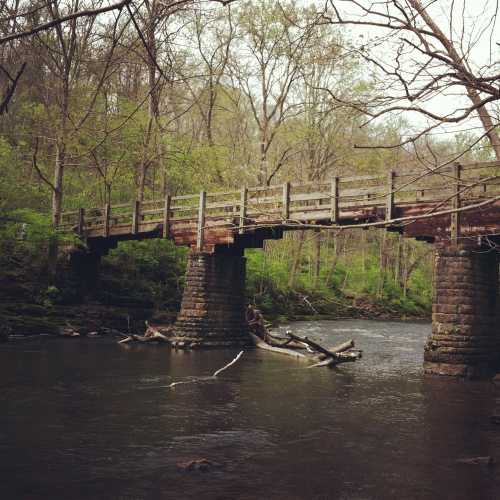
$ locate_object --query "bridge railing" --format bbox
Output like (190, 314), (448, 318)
(58, 159), (500, 240)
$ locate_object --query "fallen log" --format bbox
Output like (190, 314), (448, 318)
(249, 331), (362, 369)
(249, 332), (310, 360)
(287, 332), (358, 358)
(263, 331), (309, 349)
(117, 322), (169, 344)
(118, 333), (168, 344)
(59, 326), (80, 337)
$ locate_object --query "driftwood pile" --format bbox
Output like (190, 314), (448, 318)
(54, 316), (361, 372)
(250, 330), (362, 368)
(118, 322), (170, 344)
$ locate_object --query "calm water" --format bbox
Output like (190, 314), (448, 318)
(1, 320), (499, 500)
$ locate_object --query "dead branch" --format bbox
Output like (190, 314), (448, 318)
(0, 62), (26, 115)
(0, 0), (132, 45)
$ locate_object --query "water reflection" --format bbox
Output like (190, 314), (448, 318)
(0, 320), (499, 500)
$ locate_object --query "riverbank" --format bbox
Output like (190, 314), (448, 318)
(0, 293), (429, 340)
(0, 233), (430, 338)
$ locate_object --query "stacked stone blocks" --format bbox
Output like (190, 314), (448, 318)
(171, 251), (250, 348)
(424, 245), (500, 378)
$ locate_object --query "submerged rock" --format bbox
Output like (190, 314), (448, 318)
(176, 458), (223, 472)
(456, 456), (495, 466)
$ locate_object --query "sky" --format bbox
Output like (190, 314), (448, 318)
(297, 0), (500, 145)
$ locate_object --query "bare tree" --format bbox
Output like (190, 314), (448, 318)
(322, 0), (500, 158)
(229, 1), (324, 185)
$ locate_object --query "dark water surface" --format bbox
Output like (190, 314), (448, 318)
(1, 320), (500, 500)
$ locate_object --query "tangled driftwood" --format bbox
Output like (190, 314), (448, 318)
(250, 330), (362, 368)
(118, 322), (170, 344)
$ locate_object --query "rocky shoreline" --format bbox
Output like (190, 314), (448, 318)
(0, 297), (429, 342)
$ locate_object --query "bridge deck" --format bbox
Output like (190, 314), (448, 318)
(58, 160), (500, 251)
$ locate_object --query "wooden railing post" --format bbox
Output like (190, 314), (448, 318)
(239, 187), (247, 234)
(132, 200), (140, 235)
(163, 194), (171, 238)
(77, 208), (85, 236)
(282, 182), (290, 220)
(196, 191), (207, 251)
(103, 203), (110, 237)
(451, 162), (461, 245)
(386, 170), (395, 221)
(331, 177), (339, 223)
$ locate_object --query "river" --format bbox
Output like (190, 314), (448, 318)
(1, 320), (499, 500)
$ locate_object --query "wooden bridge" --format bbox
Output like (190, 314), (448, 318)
(60, 159), (500, 379)
(59, 159), (500, 251)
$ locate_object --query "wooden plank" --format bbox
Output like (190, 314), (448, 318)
(170, 205), (198, 212)
(61, 209), (80, 216)
(290, 180), (329, 189)
(331, 177), (339, 223)
(172, 193), (199, 201)
(247, 195), (282, 205)
(286, 210), (333, 222)
(340, 173), (384, 183)
(196, 191), (207, 251)
(239, 187), (247, 234)
(395, 167), (453, 179)
(290, 191), (331, 203)
(340, 185), (387, 198)
(287, 187), (386, 203)
(77, 208), (85, 236)
(460, 159), (500, 171)
(140, 208), (164, 216)
(247, 208), (282, 218)
(205, 201), (239, 210)
(451, 163), (461, 244)
(103, 204), (111, 237)
(247, 185), (282, 193)
(131, 200), (140, 235)
(282, 182), (290, 219)
(163, 194), (171, 238)
(386, 170), (395, 221)
(206, 189), (240, 198)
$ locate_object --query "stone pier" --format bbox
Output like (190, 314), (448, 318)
(171, 248), (251, 348)
(67, 246), (102, 297)
(424, 245), (500, 378)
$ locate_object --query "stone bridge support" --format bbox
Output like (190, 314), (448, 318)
(424, 244), (500, 378)
(171, 247), (250, 348)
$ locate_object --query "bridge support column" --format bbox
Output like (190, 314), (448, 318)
(67, 246), (102, 298)
(424, 245), (500, 378)
(171, 248), (250, 348)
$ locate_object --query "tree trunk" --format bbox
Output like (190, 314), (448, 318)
(288, 231), (306, 288)
(313, 229), (321, 289)
(377, 231), (387, 298)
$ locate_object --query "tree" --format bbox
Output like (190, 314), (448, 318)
(322, 0), (500, 158)
(229, 1), (325, 185)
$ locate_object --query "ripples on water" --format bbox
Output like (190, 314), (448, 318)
(1, 320), (499, 500)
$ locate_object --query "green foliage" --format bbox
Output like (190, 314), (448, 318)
(245, 231), (432, 320)
(98, 240), (188, 310)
